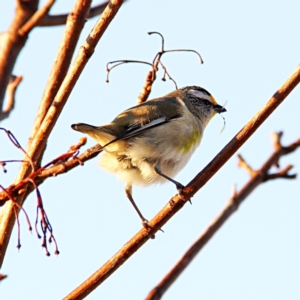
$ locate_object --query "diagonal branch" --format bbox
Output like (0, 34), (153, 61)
(145, 132), (300, 300)
(62, 64), (300, 300)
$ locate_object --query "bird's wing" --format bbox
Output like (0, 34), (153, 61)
(103, 115), (179, 149)
(103, 96), (184, 148)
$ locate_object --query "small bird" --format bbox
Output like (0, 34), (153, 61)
(72, 86), (226, 227)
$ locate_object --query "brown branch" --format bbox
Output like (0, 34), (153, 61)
(18, 0), (56, 36)
(38, 2), (110, 26)
(145, 132), (300, 300)
(0, 0), (124, 267)
(63, 65), (300, 300)
(27, 0), (93, 149)
(0, 75), (22, 121)
(264, 164), (297, 180)
(136, 70), (157, 105)
(237, 154), (255, 176)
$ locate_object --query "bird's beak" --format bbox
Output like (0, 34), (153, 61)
(214, 104), (226, 113)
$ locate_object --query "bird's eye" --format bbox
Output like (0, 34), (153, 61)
(202, 100), (211, 106)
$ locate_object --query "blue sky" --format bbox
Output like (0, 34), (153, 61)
(1, 1), (300, 299)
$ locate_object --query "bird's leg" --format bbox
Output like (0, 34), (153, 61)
(125, 184), (150, 229)
(154, 163), (191, 204)
(154, 163), (184, 192)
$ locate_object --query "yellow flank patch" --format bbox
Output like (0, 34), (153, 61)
(177, 129), (200, 154)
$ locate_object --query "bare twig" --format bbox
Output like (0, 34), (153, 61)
(0, 274), (7, 281)
(145, 132), (300, 300)
(63, 65), (300, 300)
(237, 154), (255, 176)
(264, 164), (296, 180)
(106, 31), (204, 105)
(27, 178), (59, 256)
(137, 32), (204, 104)
(0, 75), (22, 121)
(18, 0), (56, 36)
(0, 160), (29, 174)
(0, 185), (32, 251)
(0, 127), (34, 171)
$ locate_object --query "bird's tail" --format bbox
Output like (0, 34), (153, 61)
(71, 123), (125, 152)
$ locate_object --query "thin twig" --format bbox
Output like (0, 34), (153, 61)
(0, 127), (34, 171)
(0, 75), (22, 121)
(63, 64), (300, 300)
(0, 185), (32, 251)
(27, 178), (59, 256)
(0, 274), (7, 281)
(237, 154), (255, 176)
(145, 132), (300, 300)
(106, 31), (204, 105)
(106, 60), (153, 83)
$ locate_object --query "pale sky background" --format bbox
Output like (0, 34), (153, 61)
(1, 1), (300, 299)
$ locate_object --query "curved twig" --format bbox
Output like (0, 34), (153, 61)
(164, 49), (204, 64)
(106, 60), (153, 83)
(107, 31), (204, 104)
(148, 31), (165, 51)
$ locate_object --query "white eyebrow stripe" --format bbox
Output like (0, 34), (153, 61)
(189, 90), (212, 102)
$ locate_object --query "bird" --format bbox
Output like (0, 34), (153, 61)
(71, 86), (226, 227)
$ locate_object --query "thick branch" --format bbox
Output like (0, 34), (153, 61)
(63, 65), (300, 299)
(145, 133), (300, 300)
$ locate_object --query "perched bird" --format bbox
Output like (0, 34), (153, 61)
(71, 86), (226, 227)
